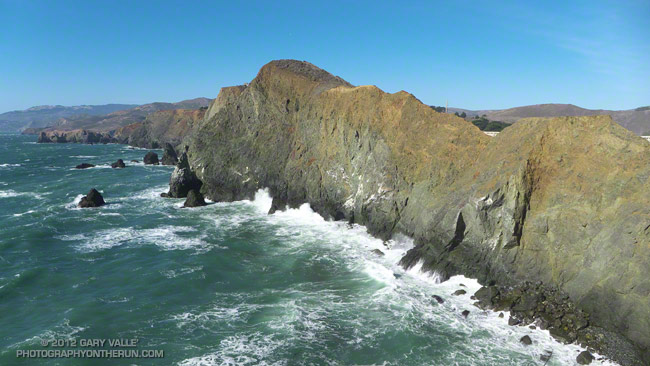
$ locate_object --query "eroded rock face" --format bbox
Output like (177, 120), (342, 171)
(161, 143), (178, 165)
(180, 60), (649, 364)
(37, 129), (116, 144)
(183, 189), (206, 207)
(167, 152), (202, 198)
(78, 188), (105, 208)
(143, 152), (159, 165)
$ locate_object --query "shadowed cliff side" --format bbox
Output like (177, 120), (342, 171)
(182, 60), (648, 364)
(114, 109), (205, 149)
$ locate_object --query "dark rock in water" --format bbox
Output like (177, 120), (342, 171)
(393, 273), (402, 279)
(75, 163), (95, 169)
(111, 159), (126, 168)
(461, 310), (470, 318)
(498, 312), (504, 318)
(183, 189), (206, 207)
(371, 249), (385, 256)
(268, 196), (287, 214)
(520, 335), (532, 345)
(452, 289), (466, 296)
(160, 192), (168, 198)
(143, 152), (159, 165)
(161, 143), (178, 165)
(474, 286), (500, 308)
(130, 160), (139, 163)
(577, 351), (594, 365)
(78, 188), (105, 208)
(432, 295), (445, 304)
(508, 316), (521, 326)
(168, 152), (202, 198)
(540, 350), (553, 362)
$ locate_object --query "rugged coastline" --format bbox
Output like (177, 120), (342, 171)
(28, 60), (650, 364)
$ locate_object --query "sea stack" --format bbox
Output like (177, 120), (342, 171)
(161, 143), (178, 165)
(167, 150), (202, 198)
(183, 189), (206, 207)
(78, 188), (105, 208)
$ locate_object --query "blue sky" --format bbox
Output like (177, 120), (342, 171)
(0, 0), (648, 112)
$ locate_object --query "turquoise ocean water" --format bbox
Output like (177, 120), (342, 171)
(0, 133), (614, 365)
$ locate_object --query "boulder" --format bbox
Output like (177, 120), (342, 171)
(111, 159), (126, 168)
(78, 188), (105, 208)
(161, 143), (178, 165)
(576, 351), (594, 365)
(183, 189), (206, 208)
(452, 289), (467, 296)
(167, 152), (202, 198)
(461, 310), (470, 318)
(432, 295), (445, 304)
(520, 335), (532, 345)
(75, 163), (95, 169)
(143, 152), (159, 165)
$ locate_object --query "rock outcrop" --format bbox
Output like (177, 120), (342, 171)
(178, 60), (649, 364)
(75, 163), (95, 169)
(143, 152), (159, 165)
(183, 189), (206, 207)
(38, 129), (116, 144)
(161, 143), (178, 165)
(167, 151), (202, 198)
(78, 188), (105, 208)
(111, 159), (126, 168)
(113, 109), (205, 149)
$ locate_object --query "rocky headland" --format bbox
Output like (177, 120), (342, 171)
(33, 60), (649, 364)
(176, 60), (648, 364)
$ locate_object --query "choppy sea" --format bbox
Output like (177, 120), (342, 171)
(0, 133), (616, 365)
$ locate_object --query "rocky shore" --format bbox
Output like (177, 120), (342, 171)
(180, 60), (649, 364)
(32, 60), (649, 364)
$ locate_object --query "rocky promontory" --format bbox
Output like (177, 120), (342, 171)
(178, 60), (649, 364)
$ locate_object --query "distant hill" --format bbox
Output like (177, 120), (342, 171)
(11, 98), (211, 133)
(444, 104), (649, 135)
(0, 104), (137, 132)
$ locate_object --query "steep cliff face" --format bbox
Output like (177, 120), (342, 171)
(183, 60), (650, 363)
(37, 129), (115, 143)
(187, 60), (488, 239)
(402, 116), (650, 360)
(114, 109), (205, 148)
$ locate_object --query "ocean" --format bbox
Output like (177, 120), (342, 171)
(0, 133), (615, 365)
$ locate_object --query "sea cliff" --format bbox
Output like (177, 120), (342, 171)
(180, 60), (649, 364)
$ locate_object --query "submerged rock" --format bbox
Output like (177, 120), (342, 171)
(167, 151), (202, 198)
(371, 249), (385, 256)
(520, 335), (532, 345)
(75, 163), (95, 169)
(161, 143), (178, 165)
(432, 295), (445, 304)
(78, 188), (105, 208)
(461, 310), (470, 318)
(452, 289), (467, 296)
(183, 189), (206, 208)
(143, 152), (159, 165)
(111, 159), (126, 168)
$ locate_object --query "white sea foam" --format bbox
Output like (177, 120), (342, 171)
(178, 332), (287, 366)
(198, 188), (618, 366)
(13, 210), (36, 217)
(58, 226), (217, 253)
(0, 163), (21, 167)
(0, 190), (44, 199)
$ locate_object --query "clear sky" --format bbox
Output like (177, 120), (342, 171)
(1, 0), (648, 112)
